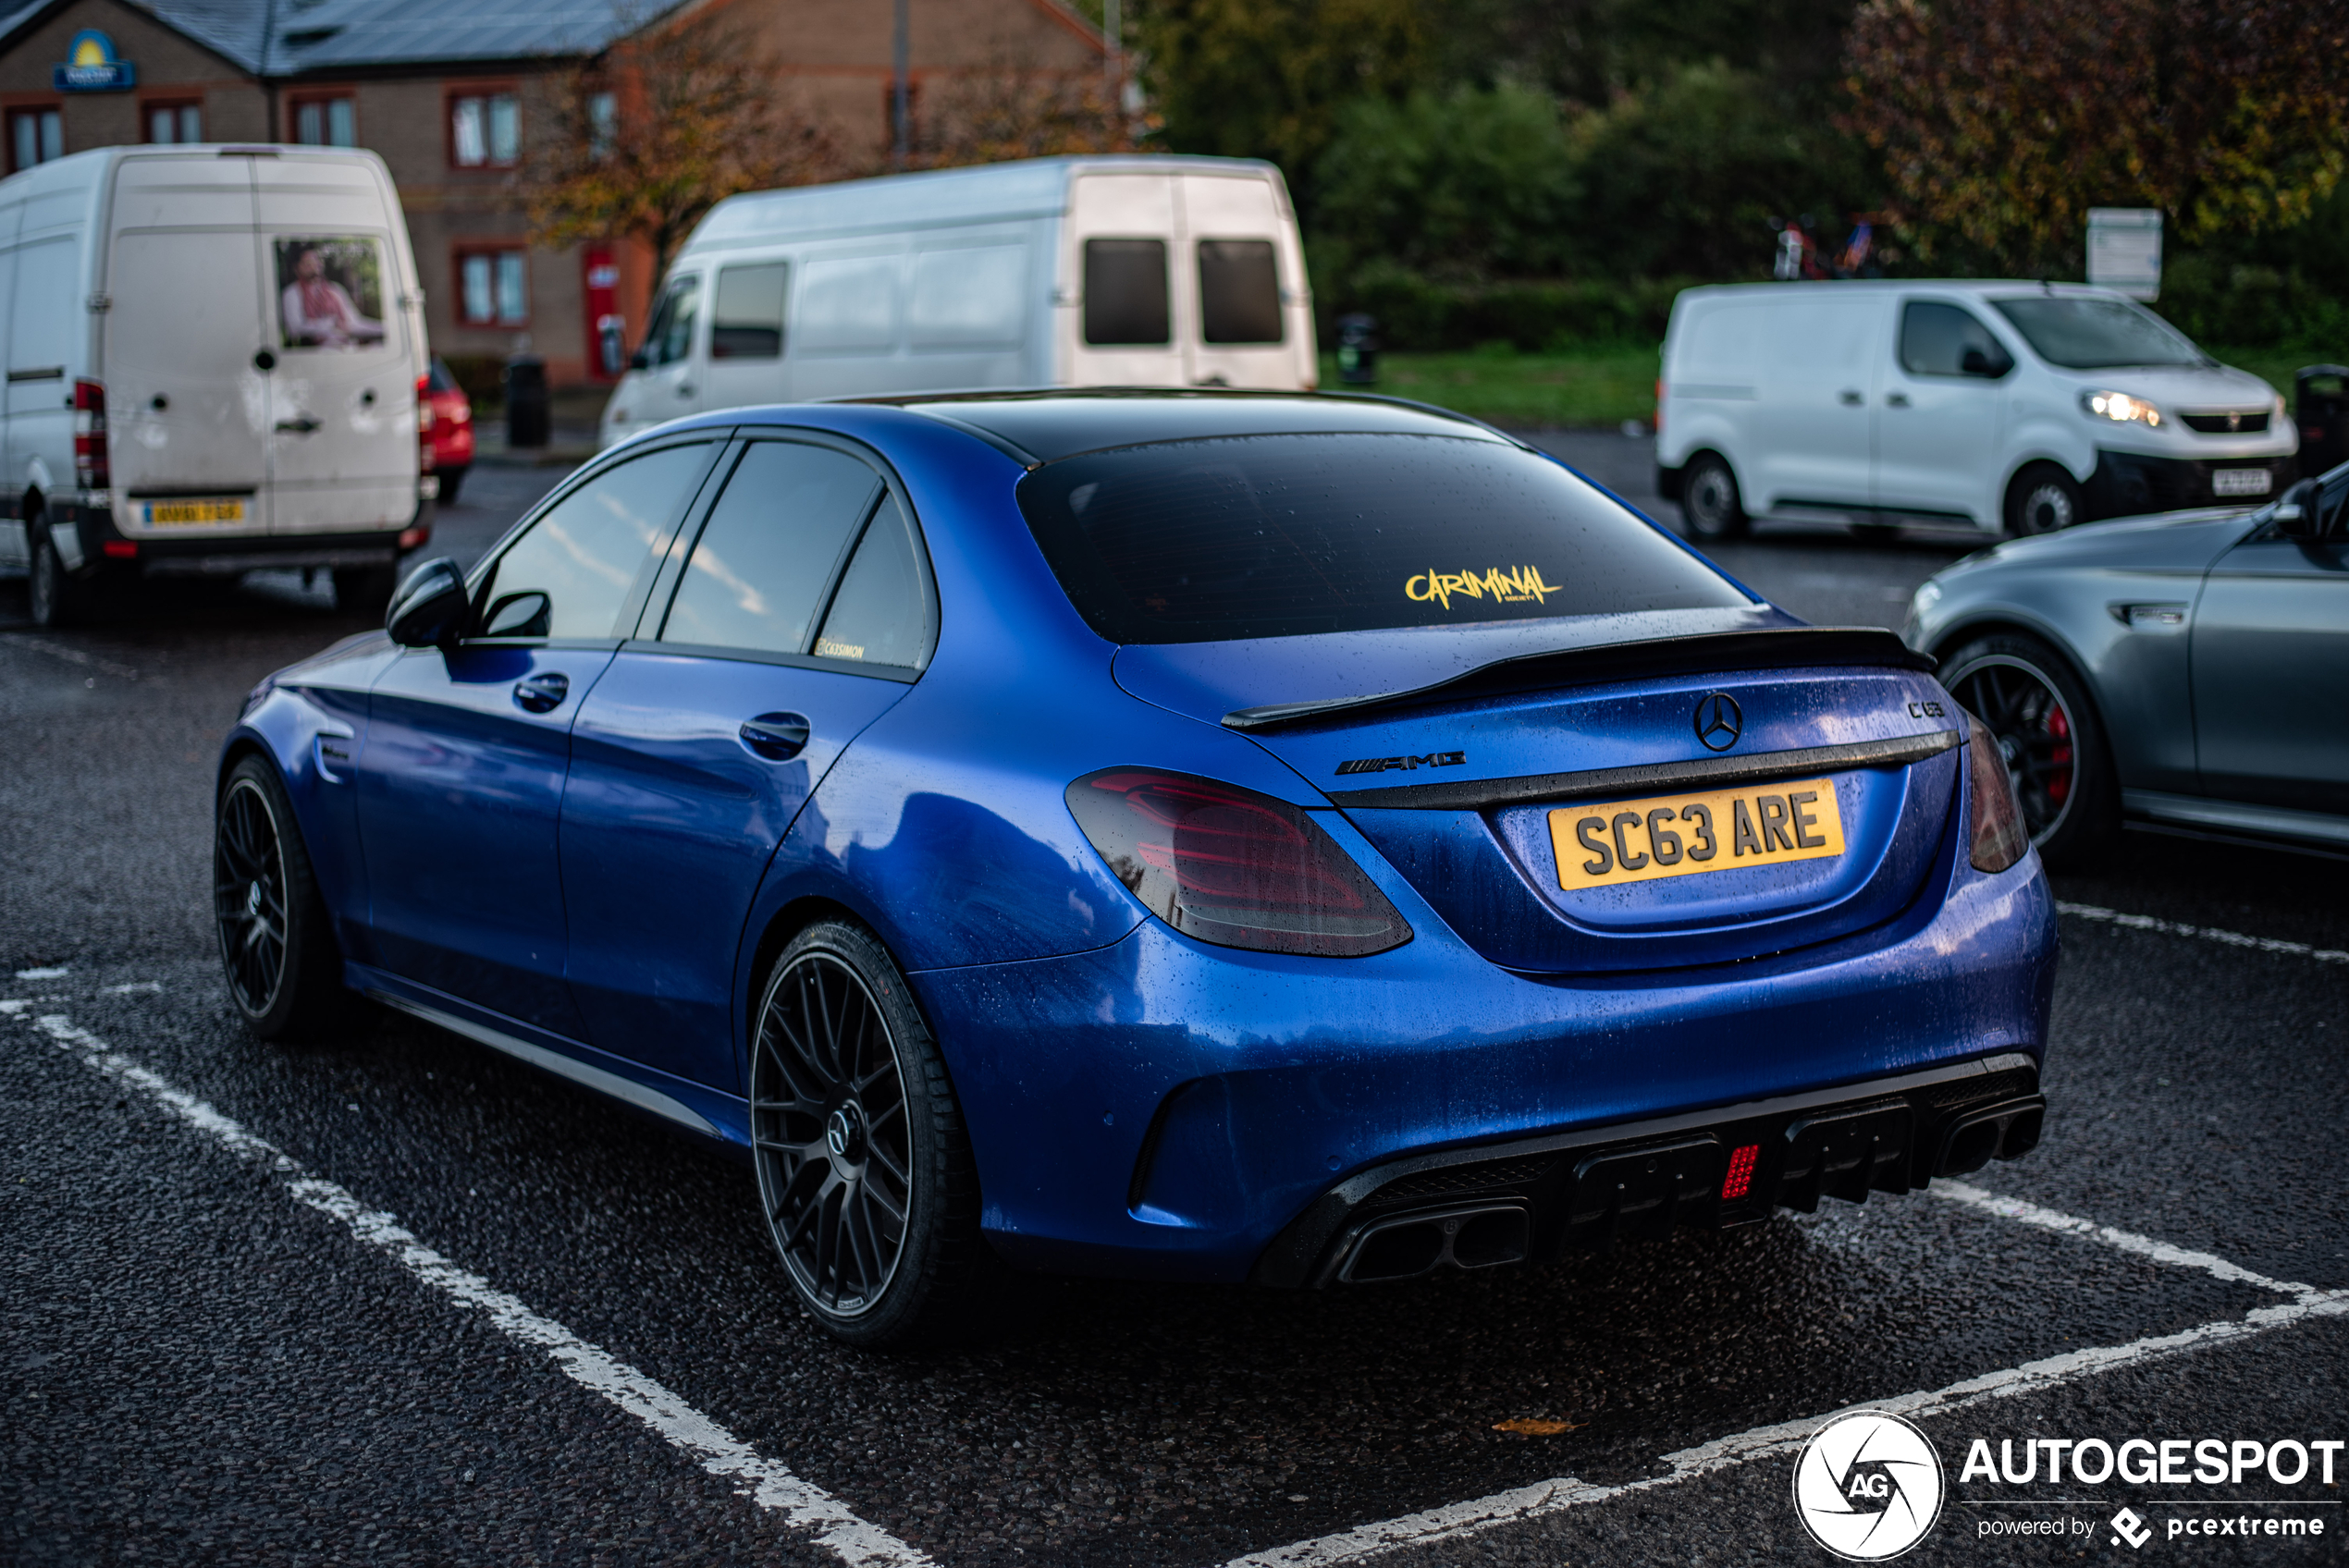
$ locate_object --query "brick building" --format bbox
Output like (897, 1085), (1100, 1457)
(0, 0), (1106, 386)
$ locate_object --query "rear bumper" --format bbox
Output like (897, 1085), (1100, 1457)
(2084, 447), (2294, 520)
(45, 499), (431, 579)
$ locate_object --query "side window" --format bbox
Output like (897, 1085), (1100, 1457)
(815, 494), (931, 669)
(1198, 239), (1283, 344)
(1083, 239), (1169, 346)
(1900, 302), (2012, 378)
(640, 275), (701, 368)
(658, 441), (883, 655)
(712, 263), (787, 360)
(483, 442), (713, 640)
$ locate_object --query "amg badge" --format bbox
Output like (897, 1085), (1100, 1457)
(1335, 751), (1467, 776)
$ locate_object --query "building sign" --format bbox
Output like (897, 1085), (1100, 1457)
(2085, 208), (2161, 301)
(54, 30), (136, 92)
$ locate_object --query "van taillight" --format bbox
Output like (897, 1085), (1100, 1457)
(1654, 379), (1665, 435)
(72, 379), (107, 490)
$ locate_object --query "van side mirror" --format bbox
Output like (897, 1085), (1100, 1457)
(2274, 478), (2323, 539)
(1961, 346), (2008, 377)
(386, 557), (471, 646)
(628, 347), (650, 371)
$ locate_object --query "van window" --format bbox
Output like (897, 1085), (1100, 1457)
(9, 239), (77, 374)
(797, 255), (900, 353)
(814, 494), (931, 668)
(1198, 239), (1283, 344)
(484, 443), (715, 640)
(1083, 239), (1169, 346)
(1018, 433), (1748, 643)
(659, 441), (883, 655)
(641, 275), (700, 367)
(1899, 303), (2012, 377)
(275, 238), (388, 351)
(712, 263), (787, 360)
(909, 245), (1026, 349)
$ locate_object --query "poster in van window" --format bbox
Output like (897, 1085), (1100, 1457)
(276, 238), (386, 349)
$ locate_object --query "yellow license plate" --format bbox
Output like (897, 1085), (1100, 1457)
(142, 498), (246, 526)
(1548, 778), (1847, 890)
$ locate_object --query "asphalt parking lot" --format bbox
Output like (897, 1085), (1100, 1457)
(4, 436), (2343, 1566)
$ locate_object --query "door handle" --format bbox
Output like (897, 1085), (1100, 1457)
(275, 416), (323, 434)
(738, 712), (810, 761)
(513, 672), (571, 713)
(676, 383), (695, 398)
(1886, 393), (1912, 409)
(1839, 389), (1863, 406)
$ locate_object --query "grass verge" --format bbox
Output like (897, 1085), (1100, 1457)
(1321, 344), (1659, 429)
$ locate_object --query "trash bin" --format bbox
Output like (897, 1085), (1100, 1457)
(1335, 312), (1379, 386)
(505, 353), (549, 449)
(2295, 365), (2349, 481)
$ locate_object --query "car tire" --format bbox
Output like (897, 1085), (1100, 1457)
(436, 465), (466, 507)
(1679, 453), (1749, 541)
(1941, 631), (2119, 869)
(334, 564), (399, 618)
(2005, 463), (2081, 536)
(215, 753), (351, 1040)
(29, 526), (87, 628)
(749, 920), (997, 1349)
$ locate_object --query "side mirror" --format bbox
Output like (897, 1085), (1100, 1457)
(386, 557), (470, 646)
(627, 347), (650, 371)
(1961, 346), (2006, 377)
(2274, 478), (2323, 538)
(482, 589), (551, 639)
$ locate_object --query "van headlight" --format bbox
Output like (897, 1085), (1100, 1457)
(2081, 389), (2162, 427)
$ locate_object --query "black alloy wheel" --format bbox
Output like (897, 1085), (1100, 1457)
(1680, 453), (1749, 541)
(2005, 462), (2080, 536)
(214, 754), (348, 1038)
(1942, 631), (2118, 868)
(749, 922), (991, 1347)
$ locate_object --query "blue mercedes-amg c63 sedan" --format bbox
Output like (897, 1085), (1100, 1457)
(215, 392), (2058, 1345)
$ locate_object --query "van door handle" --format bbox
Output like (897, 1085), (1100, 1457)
(1839, 389), (1863, 406)
(1886, 393), (1912, 409)
(739, 712), (810, 761)
(275, 416), (322, 434)
(513, 672), (570, 713)
(675, 383), (695, 398)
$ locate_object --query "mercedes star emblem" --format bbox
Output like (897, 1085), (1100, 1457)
(1693, 692), (1743, 752)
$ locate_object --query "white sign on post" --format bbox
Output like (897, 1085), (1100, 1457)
(2086, 208), (2162, 300)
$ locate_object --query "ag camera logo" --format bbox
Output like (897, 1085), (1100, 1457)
(1793, 1410), (1946, 1560)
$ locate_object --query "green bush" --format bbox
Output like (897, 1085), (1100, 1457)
(2155, 254), (2349, 357)
(1318, 264), (1693, 353)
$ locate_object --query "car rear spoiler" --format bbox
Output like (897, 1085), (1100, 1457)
(1220, 626), (1937, 732)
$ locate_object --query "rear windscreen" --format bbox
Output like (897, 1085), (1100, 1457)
(1016, 433), (1748, 643)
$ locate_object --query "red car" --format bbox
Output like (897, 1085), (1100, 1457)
(418, 356), (473, 505)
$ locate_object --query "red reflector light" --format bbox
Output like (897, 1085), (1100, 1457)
(1721, 1142), (1759, 1200)
(1065, 768), (1411, 957)
(101, 539), (138, 558)
(397, 525), (429, 550)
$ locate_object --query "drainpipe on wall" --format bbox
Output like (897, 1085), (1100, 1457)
(891, 0), (909, 171)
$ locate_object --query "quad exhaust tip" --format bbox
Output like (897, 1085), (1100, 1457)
(1338, 1203), (1531, 1283)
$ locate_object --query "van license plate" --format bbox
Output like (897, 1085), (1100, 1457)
(1549, 778), (1847, 890)
(2212, 468), (2271, 497)
(141, 498), (246, 525)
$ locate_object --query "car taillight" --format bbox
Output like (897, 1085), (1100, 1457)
(1965, 712), (2030, 873)
(1066, 768), (1411, 957)
(417, 374), (435, 433)
(72, 378), (107, 490)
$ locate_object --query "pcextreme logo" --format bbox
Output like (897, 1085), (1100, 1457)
(1403, 565), (1560, 608)
(1793, 1410), (1947, 1561)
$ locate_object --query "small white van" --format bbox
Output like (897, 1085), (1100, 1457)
(0, 144), (432, 624)
(599, 154), (1316, 447)
(1656, 281), (2296, 539)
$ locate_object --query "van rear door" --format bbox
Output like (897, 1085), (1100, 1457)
(252, 154), (415, 535)
(1177, 172), (1310, 390)
(105, 153), (274, 539)
(1064, 173), (1185, 387)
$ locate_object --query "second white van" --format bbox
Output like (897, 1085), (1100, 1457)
(0, 144), (432, 624)
(600, 154), (1316, 447)
(1656, 281), (2296, 539)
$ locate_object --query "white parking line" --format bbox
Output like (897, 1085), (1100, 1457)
(2058, 900), (2349, 965)
(1226, 1187), (2345, 1568)
(19, 1009), (932, 1568)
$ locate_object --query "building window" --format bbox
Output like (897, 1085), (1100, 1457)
(588, 91), (617, 157)
(451, 92), (519, 167)
(458, 249), (529, 325)
(292, 95), (356, 146)
(9, 107), (61, 172)
(146, 101), (203, 143)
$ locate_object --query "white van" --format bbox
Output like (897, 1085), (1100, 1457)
(1656, 281), (2296, 539)
(0, 144), (432, 625)
(599, 154), (1316, 447)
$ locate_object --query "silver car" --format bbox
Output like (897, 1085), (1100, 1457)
(1905, 467), (2348, 865)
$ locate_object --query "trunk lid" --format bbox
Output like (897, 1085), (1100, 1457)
(1116, 618), (1965, 973)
